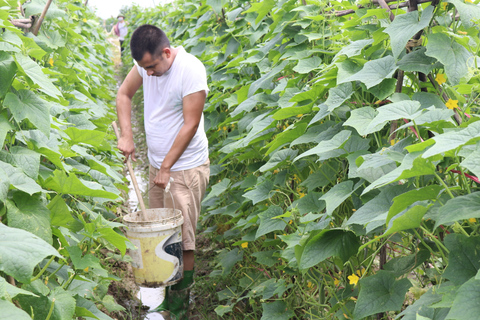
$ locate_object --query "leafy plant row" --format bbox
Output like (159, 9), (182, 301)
(1, 0), (130, 319)
(121, 0), (480, 319)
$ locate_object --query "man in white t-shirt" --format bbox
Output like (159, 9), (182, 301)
(116, 25), (209, 319)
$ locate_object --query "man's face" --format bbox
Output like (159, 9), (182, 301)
(137, 50), (170, 77)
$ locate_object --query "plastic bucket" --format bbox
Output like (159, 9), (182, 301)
(123, 208), (184, 287)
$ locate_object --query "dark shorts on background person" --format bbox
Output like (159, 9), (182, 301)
(148, 159), (210, 251)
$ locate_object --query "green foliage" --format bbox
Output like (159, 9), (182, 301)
(1, 1), (127, 317)
(122, 0), (480, 318)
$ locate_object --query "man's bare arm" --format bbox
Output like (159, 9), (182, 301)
(116, 66), (143, 161)
(153, 90), (207, 188)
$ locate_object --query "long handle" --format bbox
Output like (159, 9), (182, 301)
(112, 121), (148, 221)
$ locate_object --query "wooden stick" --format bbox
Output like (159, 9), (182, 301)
(112, 121), (148, 221)
(377, 0), (395, 21)
(32, 0), (53, 36)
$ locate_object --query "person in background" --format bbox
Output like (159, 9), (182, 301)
(112, 14), (128, 54)
(116, 24), (210, 320)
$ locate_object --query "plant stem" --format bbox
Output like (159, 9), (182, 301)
(30, 256), (55, 282)
(434, 172), (454, 199)
(45, 298), (55, 320)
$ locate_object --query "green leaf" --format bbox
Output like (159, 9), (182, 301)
(3, 90), (51, 137)
(64, 127), (106, 148)
(0, 276), (38, 299)
(215, 305), (234, 316)
(319, 180), (355, 216)
(384, 6), (434, 59)
(0, 52), (17, 98)
(203, 178), (231, 203)
(347, 185), (409, 228)
(397, 47), (441, 74)
(14, 53), (62, 98)
(218, 248), (243, 275)
(299, 230), (360, 269)
(293, 56), (322, 74)
(0, 146), (41, 179)
(272, 104), (312, 120)
(387, 185), (443, 224)
(434, 192), (480, 229)
(24, 0), (66, 18)
(17, 286), (76, 320)
(383, 250), (430, 277)
(264, 123), (307, 155)
(366, 78), (397, 100)
(425, 33), (473, 85)
(461, 148), (480, 179)
(0, 300), (31, 320)
(66, 246), (103, 270)
(251, 250), (278, 267)
(385, 205), (430, 236)
(334, 39), (374, 59)
(43, 170), (119, 200)
(353, 271), (412, 319)
(256, 206), (287, 238)
(0, 223), (60, 283)
(0, 160), (42, 195)
(248, 61), (288, 97)
(363, 152), (436, 194)
(443, 234), (480, 285)
(98, 227), (128, 256)
(0, 111), (14, 147)
(75, 296), (114, 320)
(37, 29), (66, 49)
(339, 55), (398, 89)
(325, 82), (353, 112)
(259, 149), (298, 172)
(47, 195), (75, 227)
(293, 192), (325, 215)
(244, 178), (274, 205)
(7, 193), (52, 245)
(243, 0), (276, 24)
(295, 130), (351, 162)
(446, 278), (480, 320)
(0, 166), (9, 201)
(447, 0), (480, 29)
(261, 301), (294, 320)
(422, 121), (480, 158)
(344, 107), (382, 136)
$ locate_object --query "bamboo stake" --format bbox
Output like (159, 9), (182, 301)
(112, 121), (149, 221)
(32, 0), (53, 36)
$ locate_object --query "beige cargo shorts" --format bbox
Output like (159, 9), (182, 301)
(148, 159), (210, 251)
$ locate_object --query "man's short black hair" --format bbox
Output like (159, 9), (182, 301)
(130, 25), (170, 61)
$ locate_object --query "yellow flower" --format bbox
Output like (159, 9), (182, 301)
(307, 281), (313, 288)
(348, 274), (359, 285)
(84, 267), (89, 272)
(241, 242), (248, 248)
(458, 30), (468, 35)
(298, 191), (305, 198)
(390, 139), (398, 146)
(296, 114), (303, 118)
(465, 0), (473, 3)
(222, 126), (227, 131)
(48, 58), (54, 66)
(446, 99), (459, 110)
(356, 268), (366, 277)
(469, 218), (477, 223)
(435, 73), (446, 85)
(334, 278), (340, 286)
(442, 2), (448, 9)
(83, 18), (87, 22)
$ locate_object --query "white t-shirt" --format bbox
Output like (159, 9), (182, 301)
(136, 46), (209, 171)
(118, 22), (128, 40)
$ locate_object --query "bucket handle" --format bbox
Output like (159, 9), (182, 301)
(164, 177), (176, 210)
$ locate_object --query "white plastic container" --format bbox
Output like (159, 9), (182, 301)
(123, 208), (184, 287)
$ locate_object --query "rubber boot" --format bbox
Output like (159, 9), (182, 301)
(165, 270), (194, 320)
(149, 270), (194, 319)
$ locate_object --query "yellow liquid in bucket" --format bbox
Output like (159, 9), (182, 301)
(124, 208), (184, 287)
